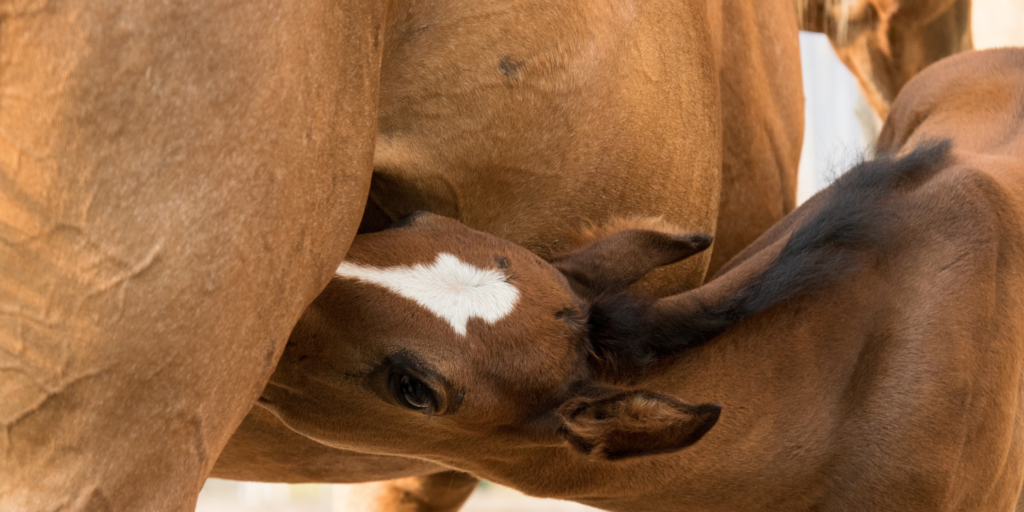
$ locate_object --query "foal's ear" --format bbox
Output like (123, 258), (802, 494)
(557, 389), (720, 460)
(551, 229), (712, 297)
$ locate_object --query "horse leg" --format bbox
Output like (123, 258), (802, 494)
(334, 472), (480, 512)
(0, 1), (381, 509)
(707, 0), (804, 277)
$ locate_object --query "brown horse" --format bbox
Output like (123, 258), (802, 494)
(717, 0), (977, 278)
(357, 0), (723, 296)
(221, 1), (982, 506)
(0, 2), (377, 510)
(210, 1), (803, 507)
(258, 48), (1024, 511)
(2, 0), (734, 509)
(799, 0), (973, 119)
(708, 0), (803, 277)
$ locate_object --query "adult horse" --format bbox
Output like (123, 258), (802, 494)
(0, 0), (726, 510)
(0, 2), (377, 510)
(257, 48), (1024, 510)
(309, 2), (986, 507)
(210, 1), (803, 508)
(799, 0), (973, 119)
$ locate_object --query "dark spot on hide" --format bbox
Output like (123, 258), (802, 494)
(495, 256), (510, 269)
(499, 56), (521, 79)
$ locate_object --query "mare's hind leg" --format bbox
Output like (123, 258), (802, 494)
(707, 0), (803, 278)
(334, 472), (480, 512)
(0, 0), (380, 509)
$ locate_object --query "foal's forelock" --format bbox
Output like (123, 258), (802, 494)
(335, 253), (519, 336)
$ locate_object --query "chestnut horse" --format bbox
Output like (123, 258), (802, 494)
(1, 0), (733, 510)
(799, 0), (973, 119)
(225, 1), (979, 507)
(0, 2), (377, 510)
(210, 1), (802, 508)
(258, 48), (1024, 511)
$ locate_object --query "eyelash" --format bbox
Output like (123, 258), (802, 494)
(391, 372), (438, 414)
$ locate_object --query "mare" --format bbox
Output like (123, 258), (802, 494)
(215, 0), (803, 507)
(1, 0), (741, 509)
(0, 2), (377, 510)
(799, 0), (973, 119)
(317, 1), (988, 506)
(258, 48), (1024, 511)
(220, 0), (985, 501)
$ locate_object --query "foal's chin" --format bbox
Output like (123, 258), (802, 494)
(255, 382), (336, 445)
(257, 382), (414, 455)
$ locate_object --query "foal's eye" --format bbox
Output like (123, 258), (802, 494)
(397, 374), (434, 411)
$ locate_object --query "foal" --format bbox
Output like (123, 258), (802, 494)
(261, 210), (721, 467)
(261, 48), (1024, 511)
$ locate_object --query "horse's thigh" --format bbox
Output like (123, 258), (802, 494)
(709, 0), (803, 277)
(0, 1), (379, 510)
(334, 472), (480, 512)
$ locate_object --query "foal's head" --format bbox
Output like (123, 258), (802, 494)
(260, 212), (718, 461)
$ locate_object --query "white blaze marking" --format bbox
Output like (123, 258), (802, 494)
(335, 253), (519, 336)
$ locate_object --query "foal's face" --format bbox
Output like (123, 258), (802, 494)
(260, 213), (719, 461)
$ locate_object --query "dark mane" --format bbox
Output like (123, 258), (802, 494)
(588, 140), (953, 377)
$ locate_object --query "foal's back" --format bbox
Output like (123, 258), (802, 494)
(856, 48), (1024, 511)
(648, 49), (1024, 511)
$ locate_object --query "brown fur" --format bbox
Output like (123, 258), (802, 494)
(571, 217), (687, 249)
(359, 0), (806, 290)
(0, 1), (378, 510)
(709, 0), (804, 278)
(258, 49), (1024, 511)
(558, 390), (719, 460)
(799, 0), (974, 118)
(362, 0), (723, 296)
(553, 223), (712, 299)
(333, 472), (480, 512)
(214, 0), (806, 506)
(209, 406), (447, 483)
(1, 0), (800, 509)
